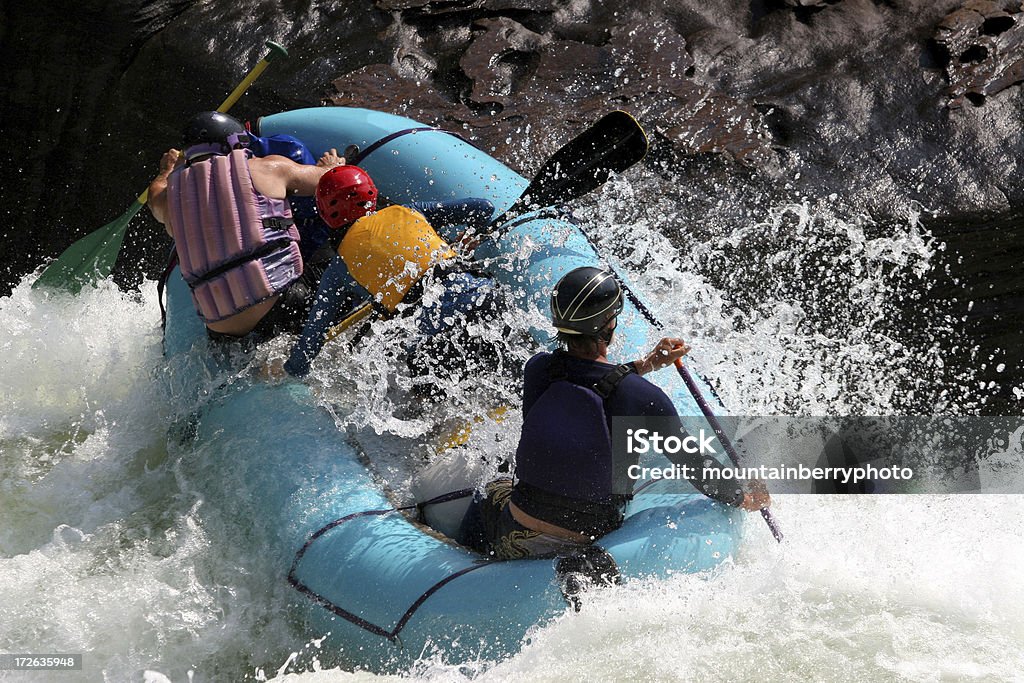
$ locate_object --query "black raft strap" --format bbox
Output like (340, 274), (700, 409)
(593, 363), (636, 399)
(352, 127), (477, 166)
(156, 248), (180, 336)
(262, 216), (295, 230)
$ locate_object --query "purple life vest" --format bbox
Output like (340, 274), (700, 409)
(166, 149), (302, 323)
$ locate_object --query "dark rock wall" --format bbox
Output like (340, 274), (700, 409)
(0, 0), (390, 290)
(0, 0), (1020, 410)
(4, 0), (1022, 283)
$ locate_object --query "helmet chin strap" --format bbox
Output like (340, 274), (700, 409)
(598, 319), (617, 344)
(561, 323), (615, 361)
(226, 131), (251, 149)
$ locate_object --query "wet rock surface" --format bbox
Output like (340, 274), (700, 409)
(1, 0), (1022, 411)
(327, 14), (771, 167)
(935, 0), (1024, 107)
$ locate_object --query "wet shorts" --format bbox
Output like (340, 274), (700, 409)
(463, 478), (586, 560)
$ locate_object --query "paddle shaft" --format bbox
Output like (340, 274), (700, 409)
(673, 360), (783, 540)
(217, 41), (288, 114)
(610, 263), (783, 542)
(487, 111), (647, 240)
(324, 301), (373, 343)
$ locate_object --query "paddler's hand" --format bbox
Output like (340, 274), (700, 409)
(149, 149), (183, 228)
(158, 148), (182, 176)
(317, 148), (345, 168)
(739, 478), (771, 511)
(635, 337), (690, 375)
(260, 357), (287, 382)
(455, 228), (483, 255)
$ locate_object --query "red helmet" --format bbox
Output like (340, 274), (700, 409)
(316, 165), (378, 229)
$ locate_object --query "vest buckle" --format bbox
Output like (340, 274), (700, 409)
(262, 217), (295, 231)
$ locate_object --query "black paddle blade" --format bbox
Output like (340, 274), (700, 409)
(500, 110), (649, 223)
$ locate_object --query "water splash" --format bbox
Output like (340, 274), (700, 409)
(576, 173), (975, 416)
(0, 276), (303, 680)
(0, 165), (1017, 682)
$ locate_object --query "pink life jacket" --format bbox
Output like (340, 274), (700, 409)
(166, 149), (302, 323)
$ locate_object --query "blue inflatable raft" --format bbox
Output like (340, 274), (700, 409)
(162, 107), (742, 672)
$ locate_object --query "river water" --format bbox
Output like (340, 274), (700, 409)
(2, 173), (1023, 681)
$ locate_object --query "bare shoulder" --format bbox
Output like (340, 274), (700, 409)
(249, 154), (298, 173)
(249, 153), (324, 198)
(248, 155), (296, 199)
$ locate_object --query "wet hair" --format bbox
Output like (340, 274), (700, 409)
(556, 319), (616, 358)
(557, 331), (602, 357)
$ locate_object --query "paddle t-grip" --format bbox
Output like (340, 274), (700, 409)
(265, 41), (289, 61)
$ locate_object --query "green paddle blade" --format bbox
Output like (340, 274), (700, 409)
(31, 199), (144, 294)
(492, 110), (649, 230)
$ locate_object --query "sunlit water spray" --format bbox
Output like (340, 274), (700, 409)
(579, 173), (976, 415)
(1, 174), (1022, 681)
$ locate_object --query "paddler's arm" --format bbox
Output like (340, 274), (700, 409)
(632, 337), (770, 512)
(147, 148), (182, 236)
(664, 428), (771, 511)
(632, 337), (690, 376)
(411, 198), (495, 227)
(282, 254), (367, 377)
(409, 199), (495, 245)
(250, 148), (345, 199)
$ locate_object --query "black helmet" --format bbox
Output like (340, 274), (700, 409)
(182, 112), (249, 159)
(550, 267), (623, 336)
